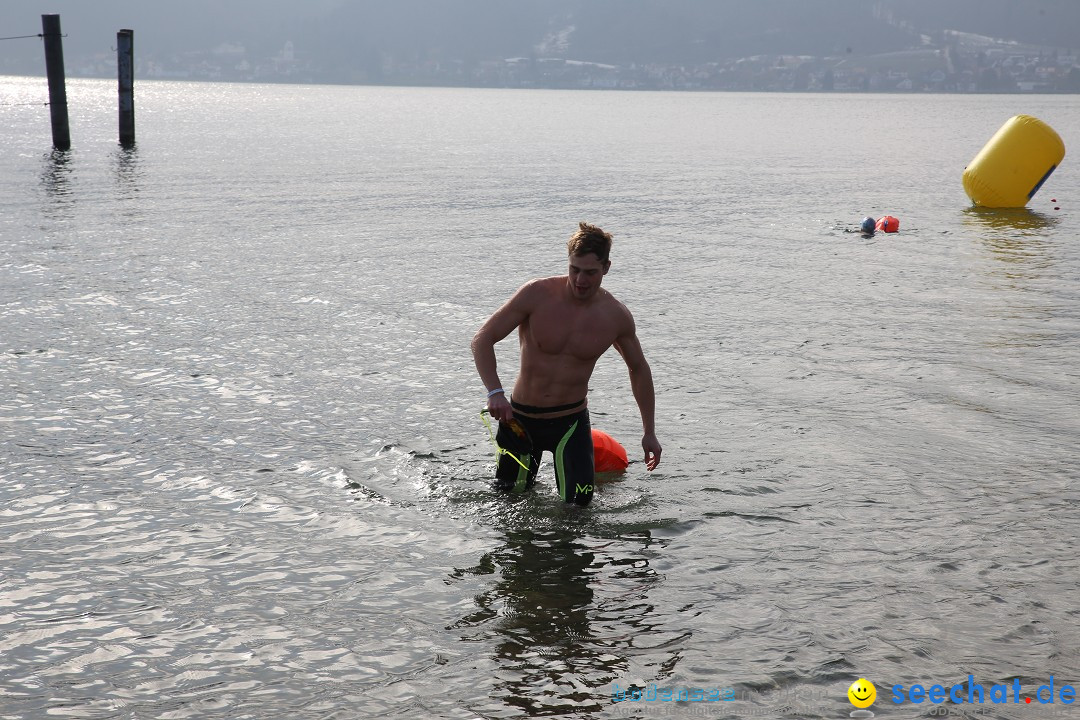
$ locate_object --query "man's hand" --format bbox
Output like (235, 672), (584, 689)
(486, 392), (513, 423)
(642, 433), (662, 471)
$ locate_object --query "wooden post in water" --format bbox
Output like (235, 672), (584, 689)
(117, 29), (135, 146)
(41, 14), (71, 150)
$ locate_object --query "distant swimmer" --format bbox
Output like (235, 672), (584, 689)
(471, 222), (662, 506)
(842, 217), (876, 236)
(849, 215), (900, 236)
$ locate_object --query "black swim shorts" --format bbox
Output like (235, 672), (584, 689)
(493, 406), (594, 506)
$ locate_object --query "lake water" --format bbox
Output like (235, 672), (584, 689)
(2, 77), (1079, 719)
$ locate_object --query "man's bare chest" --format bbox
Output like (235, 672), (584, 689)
(523, 304), (618, 361)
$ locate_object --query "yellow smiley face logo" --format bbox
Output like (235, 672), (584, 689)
(848, 678), (876, 708)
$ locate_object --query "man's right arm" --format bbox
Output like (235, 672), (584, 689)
(471, 282), (534, 422)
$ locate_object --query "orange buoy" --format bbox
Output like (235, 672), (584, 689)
(592, 429), (628, 472)
(875, 215), (900, 233)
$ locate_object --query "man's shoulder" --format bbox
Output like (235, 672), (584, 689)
(598, 287), (631, 312)
(518, 275), (564, 295)
(509, 276), (562, 309)
(588, 288), (632, 326)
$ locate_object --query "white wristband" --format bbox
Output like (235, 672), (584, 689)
(486, 388), (504, 398)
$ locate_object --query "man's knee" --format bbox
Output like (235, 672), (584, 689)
(494, 456), (535, 494)
(568, 480), (594, 506)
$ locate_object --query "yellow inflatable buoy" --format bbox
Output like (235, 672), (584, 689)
(962, 115), (1065, 208)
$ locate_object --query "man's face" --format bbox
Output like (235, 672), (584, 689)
(568, 253), (609, 300)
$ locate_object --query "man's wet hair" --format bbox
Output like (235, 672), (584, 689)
(567, 222), (612, 263)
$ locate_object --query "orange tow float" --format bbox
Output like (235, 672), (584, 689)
(592, 429), (628, 472)
(875, 215), (900, 233)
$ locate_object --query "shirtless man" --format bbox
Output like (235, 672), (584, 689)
(471, 222), (662, 506)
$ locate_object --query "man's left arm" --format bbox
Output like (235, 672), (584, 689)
(614, 328), (662, 471)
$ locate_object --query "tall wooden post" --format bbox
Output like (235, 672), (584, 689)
(117, 29), (135, 147)
(42, 14), (71, 150)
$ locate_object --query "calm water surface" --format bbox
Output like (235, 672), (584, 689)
(2, 77), (1079, 719)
